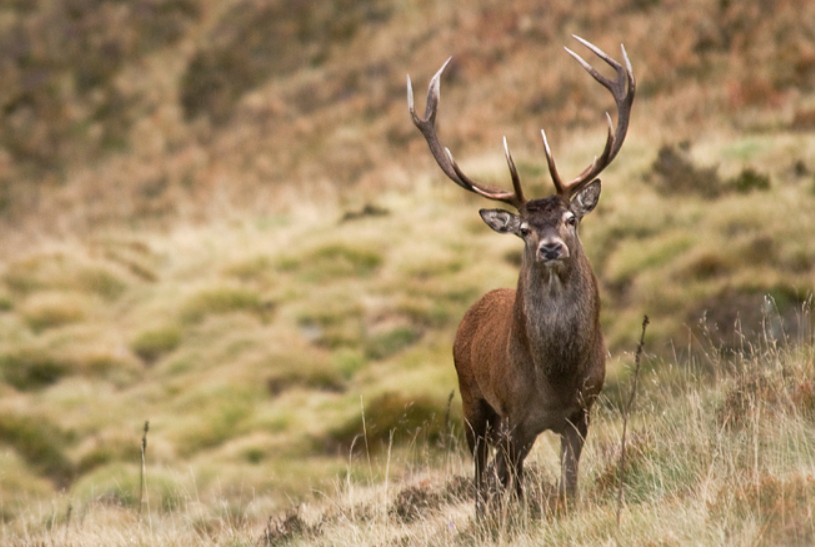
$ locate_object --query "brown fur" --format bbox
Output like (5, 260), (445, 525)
(455, 195), (605, 516)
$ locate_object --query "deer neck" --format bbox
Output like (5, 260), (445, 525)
(513, 252), (598, 377)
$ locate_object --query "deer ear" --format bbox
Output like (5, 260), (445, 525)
(479, 209), (521, 235)
(572, 179), (601, 218)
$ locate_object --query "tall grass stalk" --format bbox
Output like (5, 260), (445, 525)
(616, 315), (649, 532)
(139, 421), (150, 522)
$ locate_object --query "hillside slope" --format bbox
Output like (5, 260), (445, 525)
(1, 0), (815, 544)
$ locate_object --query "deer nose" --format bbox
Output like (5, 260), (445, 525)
(539, 241), (564, 261)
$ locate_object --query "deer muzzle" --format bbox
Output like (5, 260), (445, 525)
(538, 238), (569, 263)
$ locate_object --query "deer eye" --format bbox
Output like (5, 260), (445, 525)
(519, 224), (531, 237)
(566, 215), (577, 227)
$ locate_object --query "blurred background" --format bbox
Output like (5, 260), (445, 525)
(0, 0), (814, 542)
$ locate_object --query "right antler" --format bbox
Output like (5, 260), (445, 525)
(543, 35), (636, 199)
(407, 59), (527, 210)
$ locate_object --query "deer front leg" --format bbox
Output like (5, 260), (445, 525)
(494, 424), (534, 503)
(463, 399), (494, 518)
(559, 410), (589, 502)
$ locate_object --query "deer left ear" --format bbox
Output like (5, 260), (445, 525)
(572, 179), (601, 218)
(479, 209), (521, 235)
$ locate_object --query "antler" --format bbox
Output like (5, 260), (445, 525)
(543, 35), (636, 199)
(408, 36), (635, 206)
(407, 59), (526, 209)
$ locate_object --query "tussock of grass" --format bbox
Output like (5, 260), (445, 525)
(130, 325), (182, 364)
(264, 351), (346, 396)
(279, 242), (383, 283)
(3, 253), (128, 300)
(0, 412), (74, 487)
(179, 285), (271, 324)
(222, 255), (274, 285)
(364, 325), (422, 360)
(324, 392), (450, 455)
(0, 346), (72, 390)
(19, 291), (92, 332)
(1, 326), (143, 390)
(71, 463), (184, 512)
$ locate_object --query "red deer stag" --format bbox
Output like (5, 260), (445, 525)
(407, 36), (635, 516)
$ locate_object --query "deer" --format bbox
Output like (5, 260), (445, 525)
(407, 36), (635, 516)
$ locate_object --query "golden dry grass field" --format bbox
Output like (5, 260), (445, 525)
(1, 0), (815, 545)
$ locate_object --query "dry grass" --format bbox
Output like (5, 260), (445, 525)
(4, 337), (814, 546)
(1, 0), (815, 545)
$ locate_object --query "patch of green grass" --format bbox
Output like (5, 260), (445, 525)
(295, 297), (364, 349)
(76, 434), (142, 475)
(19, 291), (90, 332)
(730, 167), (771, 193)
(279, 243), (383, 283)
(0, 412), (74, 487)
(0, 347), (71, 390)
(172, 387), (260, 456)
(263, 348), (346, 396)
(1, 329), (142, 390)
(323, 392), (448, 455)
(364, 326), (422, 360)
(605, 231), (696, 287)
(223, 255), (274, 284)
(180, 285), (270, 324)
(71, 463), (184, 512)
(130, 325), (182, 363)
(2, 253), (127, 300)
(332, 348), (366, 380)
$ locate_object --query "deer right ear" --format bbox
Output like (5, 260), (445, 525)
(479, 209), (521, 235)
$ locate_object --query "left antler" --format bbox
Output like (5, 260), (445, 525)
(542, 35), (636, 199)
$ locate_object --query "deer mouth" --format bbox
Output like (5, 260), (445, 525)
(541, 258), (566, 271)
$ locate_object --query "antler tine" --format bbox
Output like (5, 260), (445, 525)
(540, 128), (564, 195)
(545, 36), (636, 199)
(407, 59), (527, 209)
(503, 136), (526, 206)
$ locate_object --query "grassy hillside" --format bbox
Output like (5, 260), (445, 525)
(1, 0), (815, 545)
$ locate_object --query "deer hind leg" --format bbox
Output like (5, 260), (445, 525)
(559, 409), (590, 502)
(464, 399), (497, 518)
